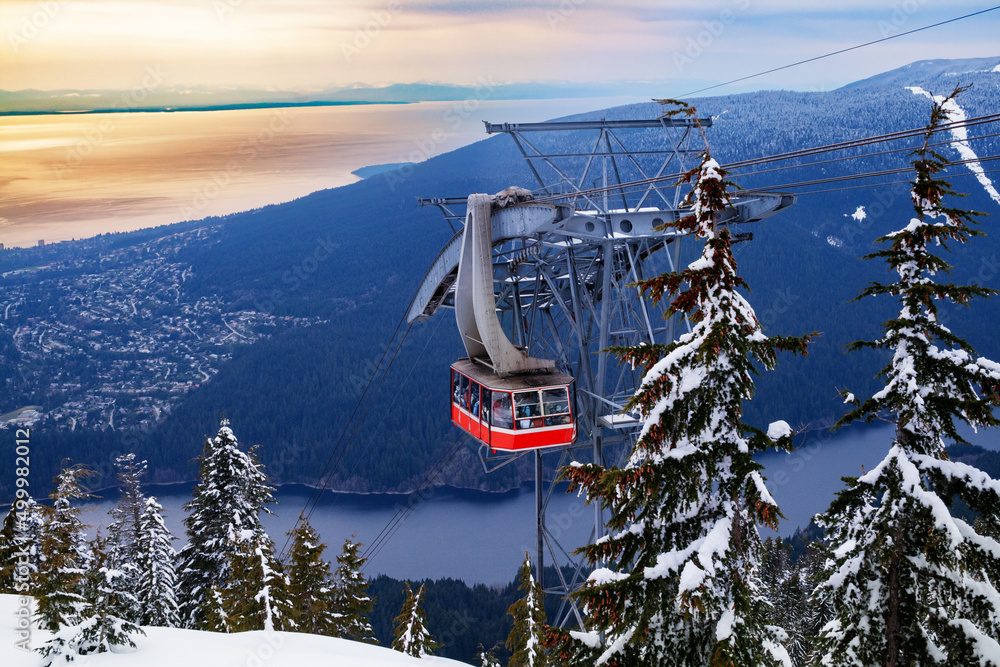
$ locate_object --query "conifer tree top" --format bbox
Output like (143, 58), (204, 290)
(839, 84), (1000, 453)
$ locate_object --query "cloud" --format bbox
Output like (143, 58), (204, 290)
(1, 0), (994, 91)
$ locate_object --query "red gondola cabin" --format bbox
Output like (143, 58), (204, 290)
(450, 359), (576, 451)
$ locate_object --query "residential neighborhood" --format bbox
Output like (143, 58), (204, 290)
(0, 226), (323, 431)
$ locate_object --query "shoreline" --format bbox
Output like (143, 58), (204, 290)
(0, 99), (409, 117)
(76, 478), (535, 502)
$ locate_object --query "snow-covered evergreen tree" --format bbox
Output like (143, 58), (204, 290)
(102, 453), (148, 623)
(106, 453), (147, 568)
(134, 496), (180, 627)
(0, 503), (21, 593)
(549, 102), (809, 667)
(477, 645), (503, 667)
(392, 582), (440, 658)
(331, 535), (376, 643)
(1, 495), (44, 594)
(797, 544), (833, 665)
(34, 463), (95, 632)
(176, 419), (276, 629)
(39, 533), (144, 665)
(285, 517), (340, 636)
(220, 528), (293, 632)
(200, 585), (231, 633)
(813, 86), (1000, 667)
(761, 539), (816, 666)
(507, 553), (548, 667)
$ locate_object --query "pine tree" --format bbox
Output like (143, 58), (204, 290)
(477, 644), (503, 667)
(176, 419), (276, 628)
(797, 544), (832, 665)
(392, 582), (440, 657)
(331, 535), (377, 642)
(760, 539), (816, 666)
(0, 503), (20, 593)
(285, 517), (340, 636)
(102, 453), (148, 624)
(34, 463), (95, 633)
(39, 533), (144, 665)
(106, 453), (147, 568)
(549, 102), (809, 667)
(1, 496), (44, 594)
(813, 86), (1000, 667)
(134, 496), (180, 627)
(200, 585), (231, 633)
(220, 529), (293, 632)
(506, 553), (548, 667)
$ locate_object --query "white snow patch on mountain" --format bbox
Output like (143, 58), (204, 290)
(0, 595), (470, 667)
(906, 86), (1000, 207)
(826, 236), (844, 248)
(993, 63), (1000, 73)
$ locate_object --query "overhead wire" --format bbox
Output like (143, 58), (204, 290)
(340, 314), (447, 486)
(726, 114), (1000, 170)
(277, 315), (413, 561)
(728, 129), (1000, 181)
(528, 113), (1000, 205)
(674, 5), (1000, 99)
(792, 165), (1000, 197)
(361, 433), (469, 570)
(738, 154), (1000, 194)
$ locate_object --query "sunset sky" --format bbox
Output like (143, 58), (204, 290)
(2, 1), (998, 95)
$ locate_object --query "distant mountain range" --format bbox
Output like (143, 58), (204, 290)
(0, 80), (655, 115)
(2, 56), (999, 499)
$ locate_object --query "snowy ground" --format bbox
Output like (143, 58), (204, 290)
(0, 595), (470, 667)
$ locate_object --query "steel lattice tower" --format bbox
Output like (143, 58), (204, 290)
(408, 115), (794, 628)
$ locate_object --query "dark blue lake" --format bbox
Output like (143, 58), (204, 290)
(80, 421), (1000, 583)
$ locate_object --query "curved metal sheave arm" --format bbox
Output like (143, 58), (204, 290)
(454, 193), (554, 378)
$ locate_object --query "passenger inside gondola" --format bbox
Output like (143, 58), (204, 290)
(492, 393), (513, 429)
(543, 388), (572, 426)
(469, 382), (480, 418)
(514, 390), (543, 429)
(453, 373), (469, 410)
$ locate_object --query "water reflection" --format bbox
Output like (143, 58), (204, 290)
(0, 96), (640, 247)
